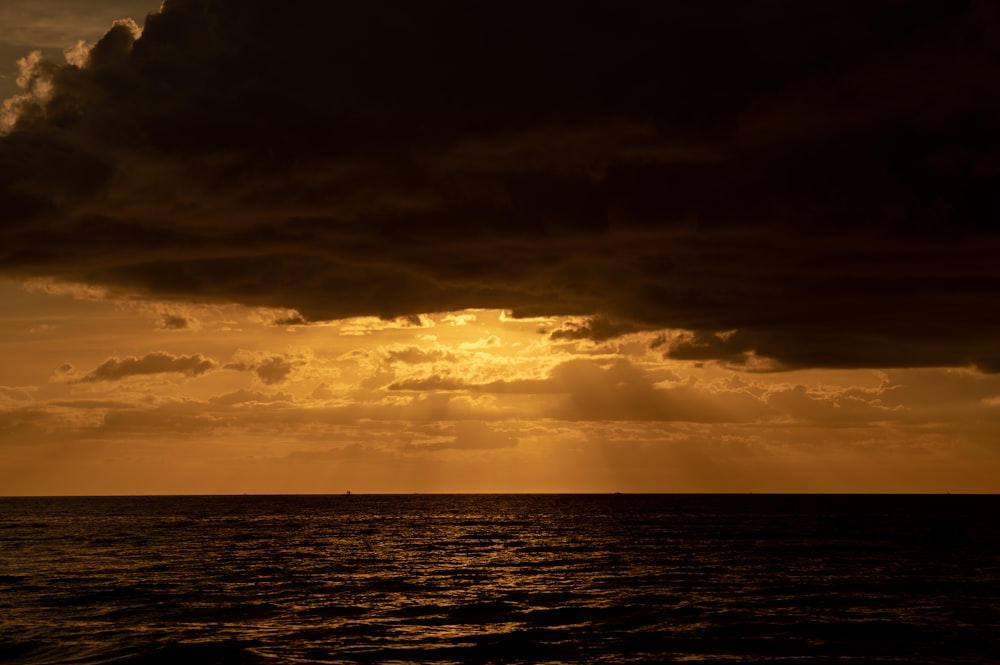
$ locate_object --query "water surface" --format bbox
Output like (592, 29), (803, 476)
(1, 494), (998, 663)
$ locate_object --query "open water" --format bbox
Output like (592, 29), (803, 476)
(1, 494), (998, 664)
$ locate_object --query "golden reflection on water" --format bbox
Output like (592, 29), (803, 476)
(2, 494), (999, 664)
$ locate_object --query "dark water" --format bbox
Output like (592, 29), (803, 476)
(1, 494), (999, 664)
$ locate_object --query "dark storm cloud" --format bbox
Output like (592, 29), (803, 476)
(76, 352), (216, 382)
(3, 0), (1000, 369)
(272, 314), (306, 327)
(549, 317), (643, 343)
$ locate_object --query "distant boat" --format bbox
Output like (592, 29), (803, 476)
(345, 490), (351, 496)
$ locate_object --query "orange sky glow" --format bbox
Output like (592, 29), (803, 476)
(4, 279), (999, 495)
(2, 2), (1000, 494)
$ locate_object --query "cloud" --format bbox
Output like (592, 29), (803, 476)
(0, 385), (33, 405)
(48, 399), (136, 409)
(9, 355), (999, 457)
(384, 357), (769, 423)
(252, 356), (294, 385)
(549, 317), (644, 343)
(310, 383), (335, 401)
(665, 330), (782, 370)
(159, 313), (189, 329)
(388, 376), (467, 392)
(272, 313), (306, 326)
(2, 1), (999, 370)
(225, 351), (300, 385)
(442, 313), (476, 326)
(76, 352), (216, 382)
(544, 359), (767, 423)
(385, 346), (450, 365)
(763, 384), (893, 424)
(208, 389), (294, 406)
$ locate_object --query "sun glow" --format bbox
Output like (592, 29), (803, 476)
(3, 280), (999, 495)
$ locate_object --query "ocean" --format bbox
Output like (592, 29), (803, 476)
(1, 494), (998, 664)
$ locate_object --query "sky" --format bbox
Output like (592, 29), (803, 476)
(2, 0), (1000, 495)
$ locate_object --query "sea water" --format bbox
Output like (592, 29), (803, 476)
(1, 494), (998, 664)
